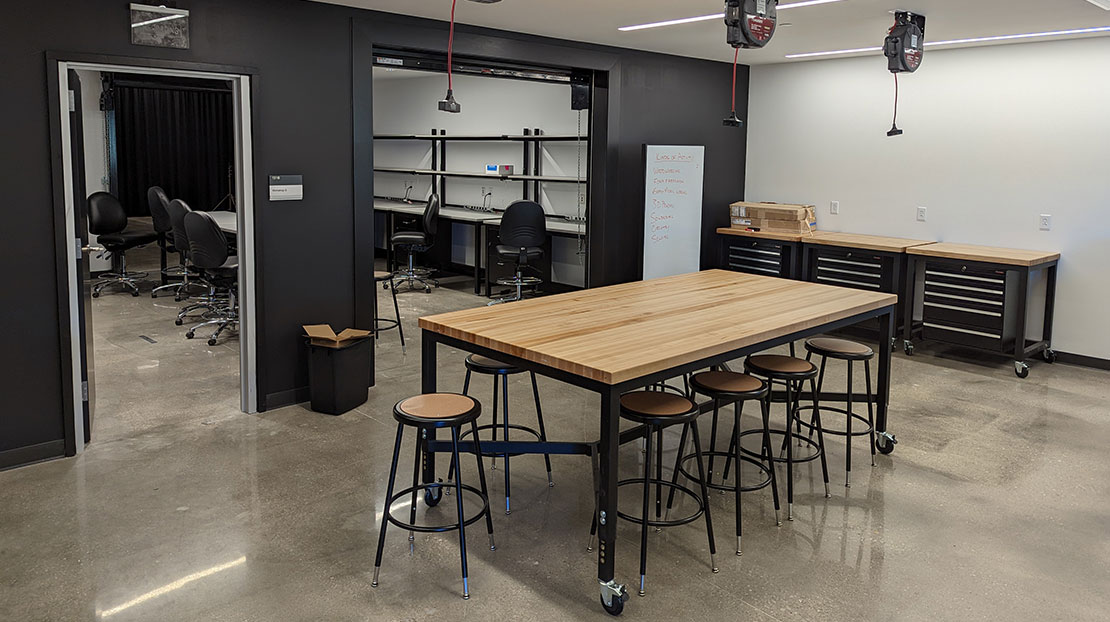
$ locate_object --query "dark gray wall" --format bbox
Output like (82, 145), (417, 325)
(0, 0), (749, 468)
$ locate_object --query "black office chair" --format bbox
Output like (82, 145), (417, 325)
(390, 193), (440, 293)
(148, 186), (196, 299)
(183, 210), (239, 346)
(489, 200), (546, 306)
(87, 191), (158, 297)
(167, 199), (218, 325)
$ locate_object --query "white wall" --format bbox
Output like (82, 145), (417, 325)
(75, 69), (113, 272)
(746, 37), (1110, 359)
(373, 69), (589, 286)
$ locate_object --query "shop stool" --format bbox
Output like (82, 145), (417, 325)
(447, 354), (553, 515)
(799, 337), (877, 488)
(373, 270), (404, 350)
(597, 391), (718, 597)
(372, 393), (495, 600)
(742, 354), (831, 521)
(673, 370), (780, 556)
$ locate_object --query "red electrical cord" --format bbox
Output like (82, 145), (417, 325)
(731, 47), (739, 111)
(448, 0), (457, 90)
(892, 72), (899, 126)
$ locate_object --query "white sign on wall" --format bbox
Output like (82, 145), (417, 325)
(642, 145), (705, 280)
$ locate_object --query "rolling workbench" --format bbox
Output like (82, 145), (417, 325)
(716, 227), (807, 279)
(905, 243), (1060, 378)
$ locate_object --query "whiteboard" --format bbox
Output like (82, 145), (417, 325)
(642, 145), (705, 280)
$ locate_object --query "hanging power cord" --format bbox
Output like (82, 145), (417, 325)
(438, 0), (461, 113)
(723, 48), (742, 127)
(887, 73), (903, 137)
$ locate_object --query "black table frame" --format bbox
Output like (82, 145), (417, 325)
(419, 302), (896, 614)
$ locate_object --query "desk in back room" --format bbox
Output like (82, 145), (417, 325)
(906, 242), (1060, 378)
(801, 232), (934, 351)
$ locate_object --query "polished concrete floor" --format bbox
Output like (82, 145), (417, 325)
(2, 264), (1109, 621)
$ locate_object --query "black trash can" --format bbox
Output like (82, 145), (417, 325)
(307, 336), (371, 415)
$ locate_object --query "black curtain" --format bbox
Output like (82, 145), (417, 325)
(112, 78), (234, 217)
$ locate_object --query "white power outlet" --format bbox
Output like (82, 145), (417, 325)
(1039, 214), (1052, 231)
(830, 200), (840, 215)
(916, 206), (928, 222)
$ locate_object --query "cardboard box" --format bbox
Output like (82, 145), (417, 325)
(303, 324), (373, 349)
(731, 216), (817, 235)
(730, 201), (816, 222)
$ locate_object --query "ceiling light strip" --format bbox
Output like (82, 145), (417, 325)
(619, 0), (844, 32)
(786, 25), (1110, 58)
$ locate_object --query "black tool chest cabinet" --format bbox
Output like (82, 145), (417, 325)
(718, 229), (803, 279)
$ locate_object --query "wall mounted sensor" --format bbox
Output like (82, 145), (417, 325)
(883, 11), (925, 136)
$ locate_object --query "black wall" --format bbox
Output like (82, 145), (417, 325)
(0, 0), (748, 468)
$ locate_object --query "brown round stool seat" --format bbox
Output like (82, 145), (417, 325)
(394, 393), (481, 428)
(744, 354), (818, 380)
(689, 371), (767, 399)
(464, 354), (522, 375)
(620, 391), (698, 425)
(805, 337), (874, 361)
(374, 270), (393, 281)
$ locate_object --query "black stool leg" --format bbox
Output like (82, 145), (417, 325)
(732, 400), (744, 555)
(470, 420), (497, 551)
(809, 357), (828, 441)
(530, 372), (554, 487)
(655, 426), (663, 530)
(490, 375), (499, 470)
(372, 423), (406, 588)
(450, 427), (471, 600)
(785, 381), (795, 520)
(664, 422), (691, 518)
(408, 428), (422, 555)
(391, 276), (404, 348)
(707, 399), (720, 488)
(501, 373), (511, 515)
(761, 395), (782, 526)
(809, 376), (831, 498)
(689, 422), (719, 573)
(638, 426), (654, 597)
(845, 361), (854, 488)
(864, 359), (877, 467)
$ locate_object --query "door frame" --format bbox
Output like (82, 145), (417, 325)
(47, 52), (259, 456)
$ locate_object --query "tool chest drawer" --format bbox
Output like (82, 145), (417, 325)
(812, 248), (884, 290)
(922, 320), (1006, 351)
(725, 239), (787, 277)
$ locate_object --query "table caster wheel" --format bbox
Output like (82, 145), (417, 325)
(424, 485), (442, 507)
(175, 318), (183, 326)
(903, 341), (914, 356)
(877, 433), (897, 455)
(1015, 362), (1029, 379)
(131, 291), (140, 297)
(424, 287), (431, 293)
(92, 292), (100, 298)
(208, 338), (218, 346)
(1043, 349), (1057, 364)
(383, 282), (389, 290)
(185, 331), (195, 339)
(600, 584), (628, 616)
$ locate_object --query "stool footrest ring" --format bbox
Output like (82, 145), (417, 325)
(738, 429), (823, 464)
(794, 405), (874, 437)
(385, 483), (490, 533)
(676, 451), (773, 493)
(459, 423), (543, 458)
(615, 478), (704, 528)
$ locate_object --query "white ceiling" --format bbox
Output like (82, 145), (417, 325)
(313, 0), (1110, 64)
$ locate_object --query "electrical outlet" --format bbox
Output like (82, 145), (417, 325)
(830, 200), (840, 215)
(916, 206), (928, 222)
(1039, 214), (1052, 231)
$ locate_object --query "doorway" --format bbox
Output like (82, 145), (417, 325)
(50, 56), (258, 456)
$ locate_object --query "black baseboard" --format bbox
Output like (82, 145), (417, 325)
(1057, 351), (1110, 371)
(262, 386), (310, 412)
(0, 440), (65, 471)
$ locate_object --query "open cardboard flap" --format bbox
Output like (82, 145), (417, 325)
(303, 324), (373, 349)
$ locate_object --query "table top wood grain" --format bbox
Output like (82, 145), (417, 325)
(805, 231), (934, 253)
(907, 242), (1060, 266)
(420, 270), (897, 385)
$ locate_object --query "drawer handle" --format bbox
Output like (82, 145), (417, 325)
(924, 302), (1002, 317)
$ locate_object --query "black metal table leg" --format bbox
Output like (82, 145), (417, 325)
(901, 253), (916, 354)
(421, 332), (440, 504)
(474, 222), (483, 295)
(1013, 267), (1030, 378)
(876, 309), (896, 454)
(597, 386), (628, 615)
